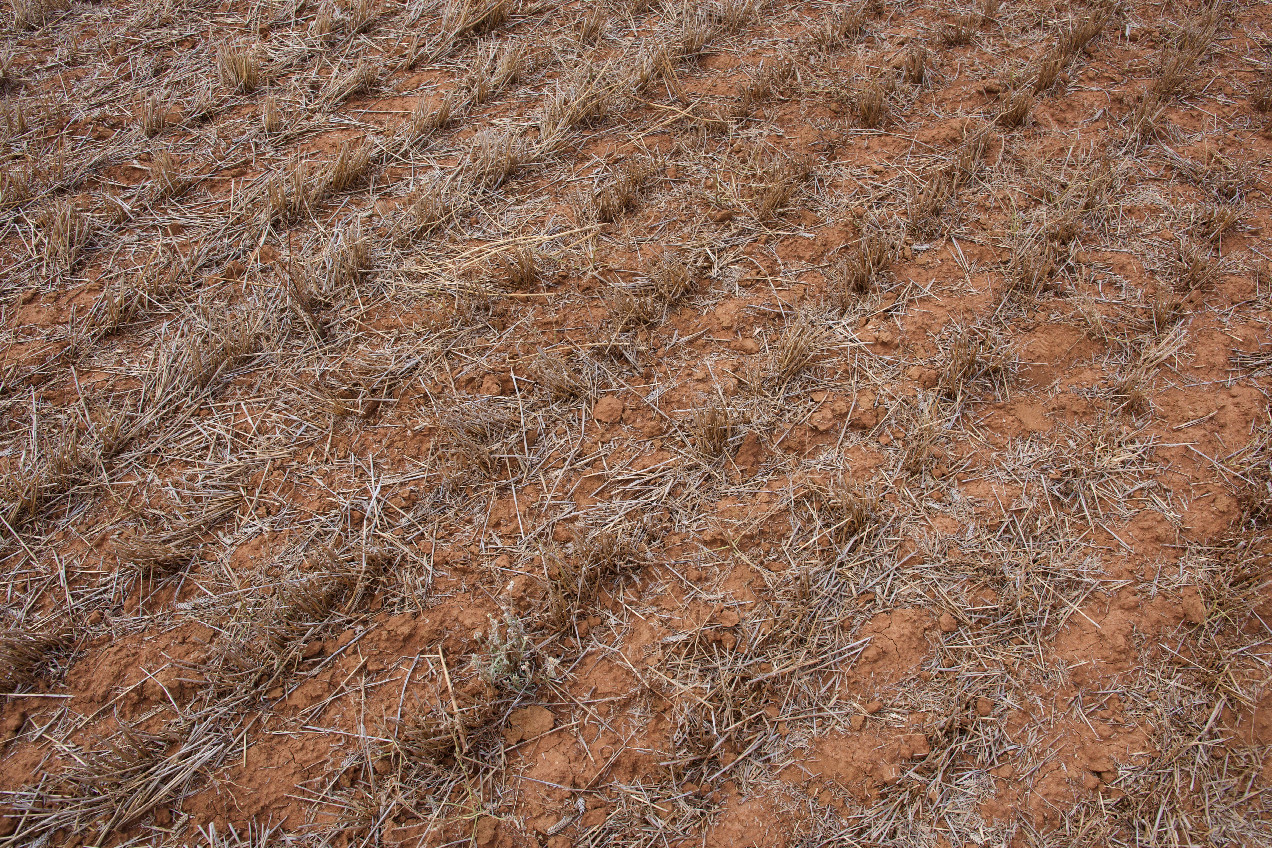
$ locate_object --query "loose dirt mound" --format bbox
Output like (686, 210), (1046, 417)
(1, 0), (1271, 845)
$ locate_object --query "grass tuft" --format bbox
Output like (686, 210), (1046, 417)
(217, 44), (263, 93)
(755, 155), (813, 221)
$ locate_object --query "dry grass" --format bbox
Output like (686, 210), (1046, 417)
(1169, 239), (1218, 292)
(401, 93), (456, 145)
(11, 0), (68, 29)
(737, 59), (797, 115)
(546, 519), (647, 629)
(686, 400), (737, 460)
(4, 718), (234, 844)
(216, 44), (263, 93)
(499, 246), (540, 291)
(940, 14), (976, 47)
(324, 62), (378, 107)
(814, 2), (867, 51)
(148, 149), (187, 200)
(935, 321), (1014, 404)
(594, 157), (659, 223)
(38, 198), (93, 272)
(754, 155), (812, 221)
(646, 248), (696, 306)
(442, 0), (513, 42)
(531, 349), (605, 402)
(825, 223), (897, 310)
(1252, 63), (1272, 112)
(995, 89), (1034, 129)
(902, 43), (928, 86)
(760, 314), (826, 392)
(137, 92), (170, 137)
(855, 77), (893, 128)
(0, 625), (74, 692)
(1, 1), (1269, 844)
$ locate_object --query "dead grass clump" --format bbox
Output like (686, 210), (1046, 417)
(539, 64), (616, 141)
(1146, 287), (1184, 337)
(902, 127), (991, 236)
(594, 157), (658, 223)
(438, 397), (523, 476)
(178, 309), (265, 393)
(1251, 64), (1272, 112)
(0, 51), (14, 92)
(855, 77), (893, 128)
(91, 245), (187, 336)
(254, 96), (279, 136)
(466, 40), (527, 106)
(902, 44), (928, 86)
(762, 315), (825, 391)
(1189, 202), (1240, 244)
(646, 249), (696, 306)
(116, 494), (239, 579)
(442, 0), (513, 42)
(463, 128), (526, 191)
(1235, 416), (1272, 525)
(940, 15), (976, 47)
(212, 555), (384, 694)
(661, 552), (870, 786)
(1169, 239), (1218, 292)
(265, 155), (315, 225)
(39, 198), (93, 271)
(1026, 417), (1155, 516)
(906, 171), (953, 239)
(1188, 151), (1254, 203)
(814, 2), (867, 50)
(289, 222), (372, 332)
(1004, 224), (1069, 299)
(148, 149), (187, 200)
(11, 0), (68, 29)
(546, 520), (648, 629)
(346, 0), (377, 34)
(393, 182), (455, 244)
(1056, 5), (1111, 58)
(402, 93), (456, 146)
(532, 349), (603, 402)
(707, 0), (761, 34)
(137, 93), (170, 137)
(395, 698), (498, 768)
(500, 247), (540, 291)
(217, 44), (263, 93)
(1124, 93), (1167, 148)
(324, 62), (378, 106)
(898, 394), (946, 476)
(826, 225), (897, 309)
(6, 719), (230, 845)
(936, 321), (1014, 403)
(737, 60), (797, 114)
(323, 138), (374, 197)
(0, 158), (33, 208)
(1032, 50), (1066, 94)
(806, 475), (882, 546)
(576, 5), (608, 43)
(1151, 8), (1219, 101)
(995, 89), (1034, 129)
(755, 155), (812, 221)
(687, 400), (736, 460)
(604, 286), (660, 331)
(1, 423), (88, 530)
(1153, 49), (1199, 101)
(0, 626), (74, 691)
(633, 43), (678, 94)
